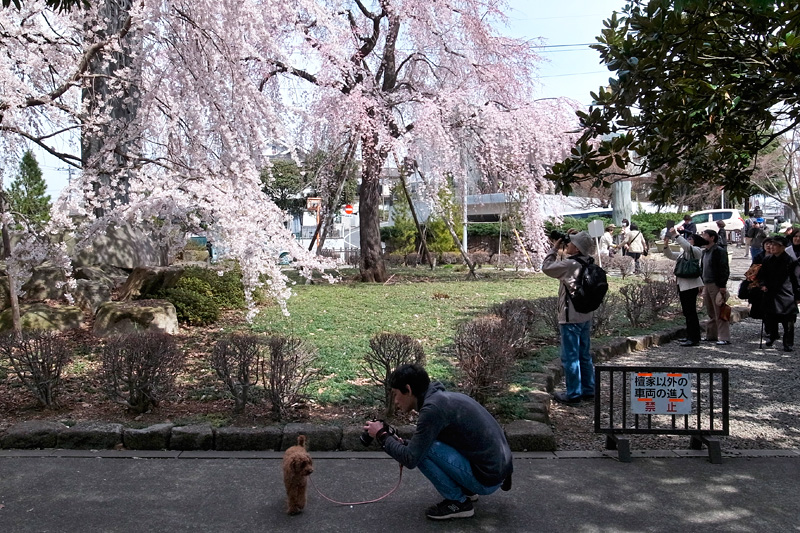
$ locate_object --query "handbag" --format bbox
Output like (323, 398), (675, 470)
(719, 303), (732, 322)
(673, 248), (701, 278)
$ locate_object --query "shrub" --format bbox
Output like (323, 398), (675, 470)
(362, 332), (425, 418)
(529, 296), (562, 339)
(606, 254), (635, 278)
(182, 266), (246, 309)
(405, 252), (421, 266)
(101, 331), (186, 414)
(453, 315), (515, 403)
(593, 292), (623, 335)
(619, 283), (649, 327)
(488, 299), (537, 355)
(0, 330), (70, 408)
(211, 333), (264, 414)
(639, 258), (673, 282)
(439, 252), (463, 265)
(644, 280), (677, 319)
(164, 286), (220, 326)
(491, 253), (513, 269)
(263, 335), (319, 419)
(385, 253), (405, 267)
(469, 251), (491, 267)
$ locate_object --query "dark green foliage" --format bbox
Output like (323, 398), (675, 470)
(163, 287), (220, 326)
(7, 151), (51, 229)
(181, 266), (246, 309)
(548, 1), (800, 204)
(260, 159), (307, 216)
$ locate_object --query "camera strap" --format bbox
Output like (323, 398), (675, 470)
(308, 463), (404, 506)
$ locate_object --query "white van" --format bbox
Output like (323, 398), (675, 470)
(690, 209), (745, 233)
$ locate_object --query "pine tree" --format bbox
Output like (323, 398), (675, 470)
(8, 150), (52, 228)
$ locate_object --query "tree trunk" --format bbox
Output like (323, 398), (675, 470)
(359, 133), (388, 282)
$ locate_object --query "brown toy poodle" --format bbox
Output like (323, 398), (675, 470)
(282, 434), (313, 515)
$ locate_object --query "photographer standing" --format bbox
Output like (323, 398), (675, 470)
(541, 231), (596, 406)
(363, 364), (513, 520)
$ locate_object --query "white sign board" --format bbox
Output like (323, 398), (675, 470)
(630, 372), (692, 415)
(587, 219), (605, 238)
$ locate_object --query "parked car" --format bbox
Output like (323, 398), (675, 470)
(689, 209), (745, 234)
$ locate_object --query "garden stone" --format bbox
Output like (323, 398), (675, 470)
(117, 266), (185, 301)
(215, 426), (282, 451)
(627, 335), (655, 351)
(504, 420), (556, 452)
(340, 425), (378, 451)
(521, 405), (549, 424)
(72, 222), (167, 269)
(1, 420), (65, 449)
(0, 303), (83, 332)
(74, 279), (112, 314)
(281, 423), (342, 451)
(123, 423), (174, 450)
(93, 300), (178, 337)
(170, 424), (214, 450)
(73, 265), (123, 288)
(59, 422), (123, 449)
(21, 265), (67, 302)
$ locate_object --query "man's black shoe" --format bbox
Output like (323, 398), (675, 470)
(581, 393), (596, 402)
(553, 391), (581, 406)
(784, 345), (794, 352)
(702, 338), (718, 342)
(425, 499), (474, 520)
(765, 339), (777, 347)
(679, 340), (700, 347)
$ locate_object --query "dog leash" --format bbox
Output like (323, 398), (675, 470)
(309, 464), (404, 506)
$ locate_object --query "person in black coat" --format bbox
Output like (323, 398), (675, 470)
(756, 236), (800, 351)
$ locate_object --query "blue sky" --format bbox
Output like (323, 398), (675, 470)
(29, 1), (625, 199)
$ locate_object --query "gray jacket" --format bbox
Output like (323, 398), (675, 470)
(541, 247), (593, 324)
(381, 382), (513, 487)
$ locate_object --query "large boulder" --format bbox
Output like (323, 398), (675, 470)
(72, 223), (168, 269)
(21, 265), (67, 302)
(117, 266), (185, 301)
(73, 279), (112, 314)
(93, 299), (178, 337)
(0, 303), (83, 332)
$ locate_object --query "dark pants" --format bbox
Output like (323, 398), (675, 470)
(765, 314), (796, 349)
(679, 287), (701, 342)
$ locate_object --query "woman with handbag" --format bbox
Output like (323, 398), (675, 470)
(622, 223), (647, 274)
(662, 229), (706, 346)
(756, 236), (800, 351)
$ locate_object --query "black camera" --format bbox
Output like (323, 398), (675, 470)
(360, 420), (398, 446)
(549, 230), (571, 244)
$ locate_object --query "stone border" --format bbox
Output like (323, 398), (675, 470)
(0, 308), (747, 453)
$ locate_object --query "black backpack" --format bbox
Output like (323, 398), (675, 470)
(568, 256), (608, 313)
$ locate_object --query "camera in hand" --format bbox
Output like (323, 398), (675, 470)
(360, 420), (398, 446)
(549, 230), (571, 244)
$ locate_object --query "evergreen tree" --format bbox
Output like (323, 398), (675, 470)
(8, 151), (52, 228)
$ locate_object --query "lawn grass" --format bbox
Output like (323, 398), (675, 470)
(250, 265), (685, 414)
(252, 268), (559, 404)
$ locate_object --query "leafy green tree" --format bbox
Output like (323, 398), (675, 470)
(259, 159), (307, 216)
(548, 0), (800, 204)
(8, 150), (51, 228)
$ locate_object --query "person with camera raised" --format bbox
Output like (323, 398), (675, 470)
(662, 229), (706, 346)
(541, 231), (596, 406)
(362, 363), (513, 520)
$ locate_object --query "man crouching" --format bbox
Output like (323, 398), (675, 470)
(363, 364), (513, 520)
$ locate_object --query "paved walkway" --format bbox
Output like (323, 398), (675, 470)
(1, 448), (798, 532)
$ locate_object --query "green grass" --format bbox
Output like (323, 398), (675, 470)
(250, 266), (685, 414)
(253, 269), (558, 404)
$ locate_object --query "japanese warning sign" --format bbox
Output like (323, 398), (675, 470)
(630, 372), (692, 415)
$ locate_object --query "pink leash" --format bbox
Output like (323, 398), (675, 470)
(309, 464), (404, 506)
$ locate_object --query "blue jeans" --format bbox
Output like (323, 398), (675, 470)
(559, 321), (594, 399)
(415, 441), (502, 502)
